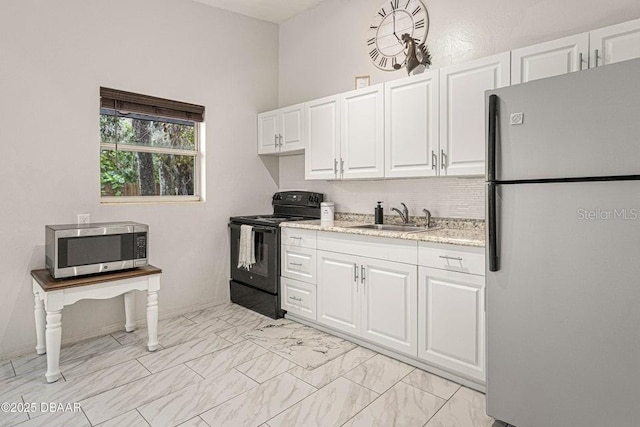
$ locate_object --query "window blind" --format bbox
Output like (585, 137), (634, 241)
(100, 87), (204, 122)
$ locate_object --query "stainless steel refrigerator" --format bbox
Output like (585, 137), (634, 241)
(485, 58), (640, 427)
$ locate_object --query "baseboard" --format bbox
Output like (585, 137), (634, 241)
(1, 299), (228, 361)
(286, 313), (486, 394)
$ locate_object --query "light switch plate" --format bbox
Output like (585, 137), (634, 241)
(77, 214), (91, 225)
(510, 112), (524, 125)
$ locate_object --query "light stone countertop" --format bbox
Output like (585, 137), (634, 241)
(280, 220), (486, 248)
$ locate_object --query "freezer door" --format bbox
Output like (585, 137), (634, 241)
(487, 57), (640, 182)
(486, 180), (640, 427)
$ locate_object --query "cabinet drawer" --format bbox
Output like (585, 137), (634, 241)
(418, 243), (485, 276)
(282, 228), (317, 249)
(281, 277), (316, 320)
(281, 245), (317, 284)
(317, 231), (417, 265)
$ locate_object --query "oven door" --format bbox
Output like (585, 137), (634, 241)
(229, 223), (279, 294)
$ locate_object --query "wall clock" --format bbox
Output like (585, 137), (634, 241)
(366, 0), (429, 71)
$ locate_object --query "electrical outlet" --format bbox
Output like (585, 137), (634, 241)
(77, 214), (91, 225)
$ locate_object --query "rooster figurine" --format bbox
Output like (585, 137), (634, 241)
(400, 33), (431, 76)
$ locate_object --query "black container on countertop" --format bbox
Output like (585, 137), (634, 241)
(375, 201), (384, 224)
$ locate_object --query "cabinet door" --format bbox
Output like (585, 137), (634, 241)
(385, 71), (439, 178)
(257, 110), (278, 154)
(590, 18), (640, 67)
(340, 84), (384, 179)
(317, 250), (360, 335)
(305, 95), (340, 180)
(361, 258), (417, 356)
(439, 52), (510, 176)
(279, 103), (305, 153)
(511, 33), (589, 84)
(418, 267), (485, 382)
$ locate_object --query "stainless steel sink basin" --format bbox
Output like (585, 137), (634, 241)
(348, 224), (440, 233)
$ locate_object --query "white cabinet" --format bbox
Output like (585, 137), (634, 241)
(385, 71), (439, 178)
(305, 86), (384, 180)
(258, 103), (305, 155)
(418, 266), (485, 382)
(281, 277), (316, 321)
(439, 52), (511, 176)
(317, 251), (360, 335)
(316, 240), (418, 356)
(257, 110), (278, 154)
(341, 84), (384, 179)
(590, 18), (640, 67)
(361, 258), (417, 355)
(510, 18), (640, 82)
(304, 95), (340, 180)
(511, 33), (589, 84)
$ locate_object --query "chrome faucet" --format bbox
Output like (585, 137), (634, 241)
(423, 209), (432, 228)
(391, 203), (410, 224)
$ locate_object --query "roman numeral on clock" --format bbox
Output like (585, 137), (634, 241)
(412, 6), (421, 16)
(415, 18), (425, 29)
(367, 38), (375, 46)
(379, 57), (388, 67)
(369, 48), (380, 61)
(378, 8), (386, 18)
(390, 0), (399, 11)
(370, 25), (378, 29)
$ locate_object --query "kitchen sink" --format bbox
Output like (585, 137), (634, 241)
(348, 224), (440, 233)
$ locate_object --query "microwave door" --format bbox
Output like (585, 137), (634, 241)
(55, 233), (135, 278)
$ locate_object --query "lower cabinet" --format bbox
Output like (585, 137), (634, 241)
(281, 276), (316, 321)
(417, 266), (486, 382)
(316, 251), (361, 335)
(317, 250), (417, 356)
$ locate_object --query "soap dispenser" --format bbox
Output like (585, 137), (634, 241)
(375, 201), (384, 224)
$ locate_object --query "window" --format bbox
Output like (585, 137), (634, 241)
(99, 87), (204, 202)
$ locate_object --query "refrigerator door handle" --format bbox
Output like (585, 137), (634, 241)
(488, 182), (499, 272)
(487, 94), (498, 182)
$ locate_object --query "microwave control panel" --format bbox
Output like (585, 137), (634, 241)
(135, 232), (147, 259)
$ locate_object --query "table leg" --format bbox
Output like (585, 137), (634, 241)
(124, 291), (136, 332)
(146, 290), (159, 351)
(33, 290), (46, 355)
(45, 309), (62, 383)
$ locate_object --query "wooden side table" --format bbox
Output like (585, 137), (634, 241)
(31, 265), (162, 383)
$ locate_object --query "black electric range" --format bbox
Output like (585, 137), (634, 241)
(228, 191), (323, 318)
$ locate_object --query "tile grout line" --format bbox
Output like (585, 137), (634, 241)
(9, 360), (16, 378)
(79, 406), (93, 427)
(136, 407), (152, 427)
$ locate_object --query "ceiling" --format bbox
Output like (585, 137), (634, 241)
(192, 0), (326, 24)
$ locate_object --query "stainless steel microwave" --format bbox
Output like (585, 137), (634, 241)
(45, 222), (148, 278)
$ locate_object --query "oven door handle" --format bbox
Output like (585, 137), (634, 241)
(228, 223), (276, 233)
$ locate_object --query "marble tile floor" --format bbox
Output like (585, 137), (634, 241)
(0, 302), (496, 427)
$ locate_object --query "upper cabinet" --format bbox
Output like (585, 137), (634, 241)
(304, 95), (341, 180)
(268, 18), (640, 179)
(511, 19), (640, 85)
(511, 33), (588, 84)
(306, 85), (384, 181)
(385, 71), (439, 178)
(590, 18), (640, 67)
(258, 103), (305, 155)
(440, 52), (511, 176)
(341, 85), (384, 180)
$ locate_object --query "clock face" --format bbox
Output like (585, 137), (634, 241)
(366, 0), (429, 71)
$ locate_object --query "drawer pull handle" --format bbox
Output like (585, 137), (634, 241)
(439, 255), (463, 261)
(289, 296), (302, 302)
(290, 236), (302, 240)
(290, 262), (303, 267)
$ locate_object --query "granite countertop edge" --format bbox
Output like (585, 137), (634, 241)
(280, 220), (486, 248)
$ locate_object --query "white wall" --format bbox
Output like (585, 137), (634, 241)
(278, 0), (640, 217)
(0, 0), (279, 356)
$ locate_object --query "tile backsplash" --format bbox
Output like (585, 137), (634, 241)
(279, 155), (485, 219)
